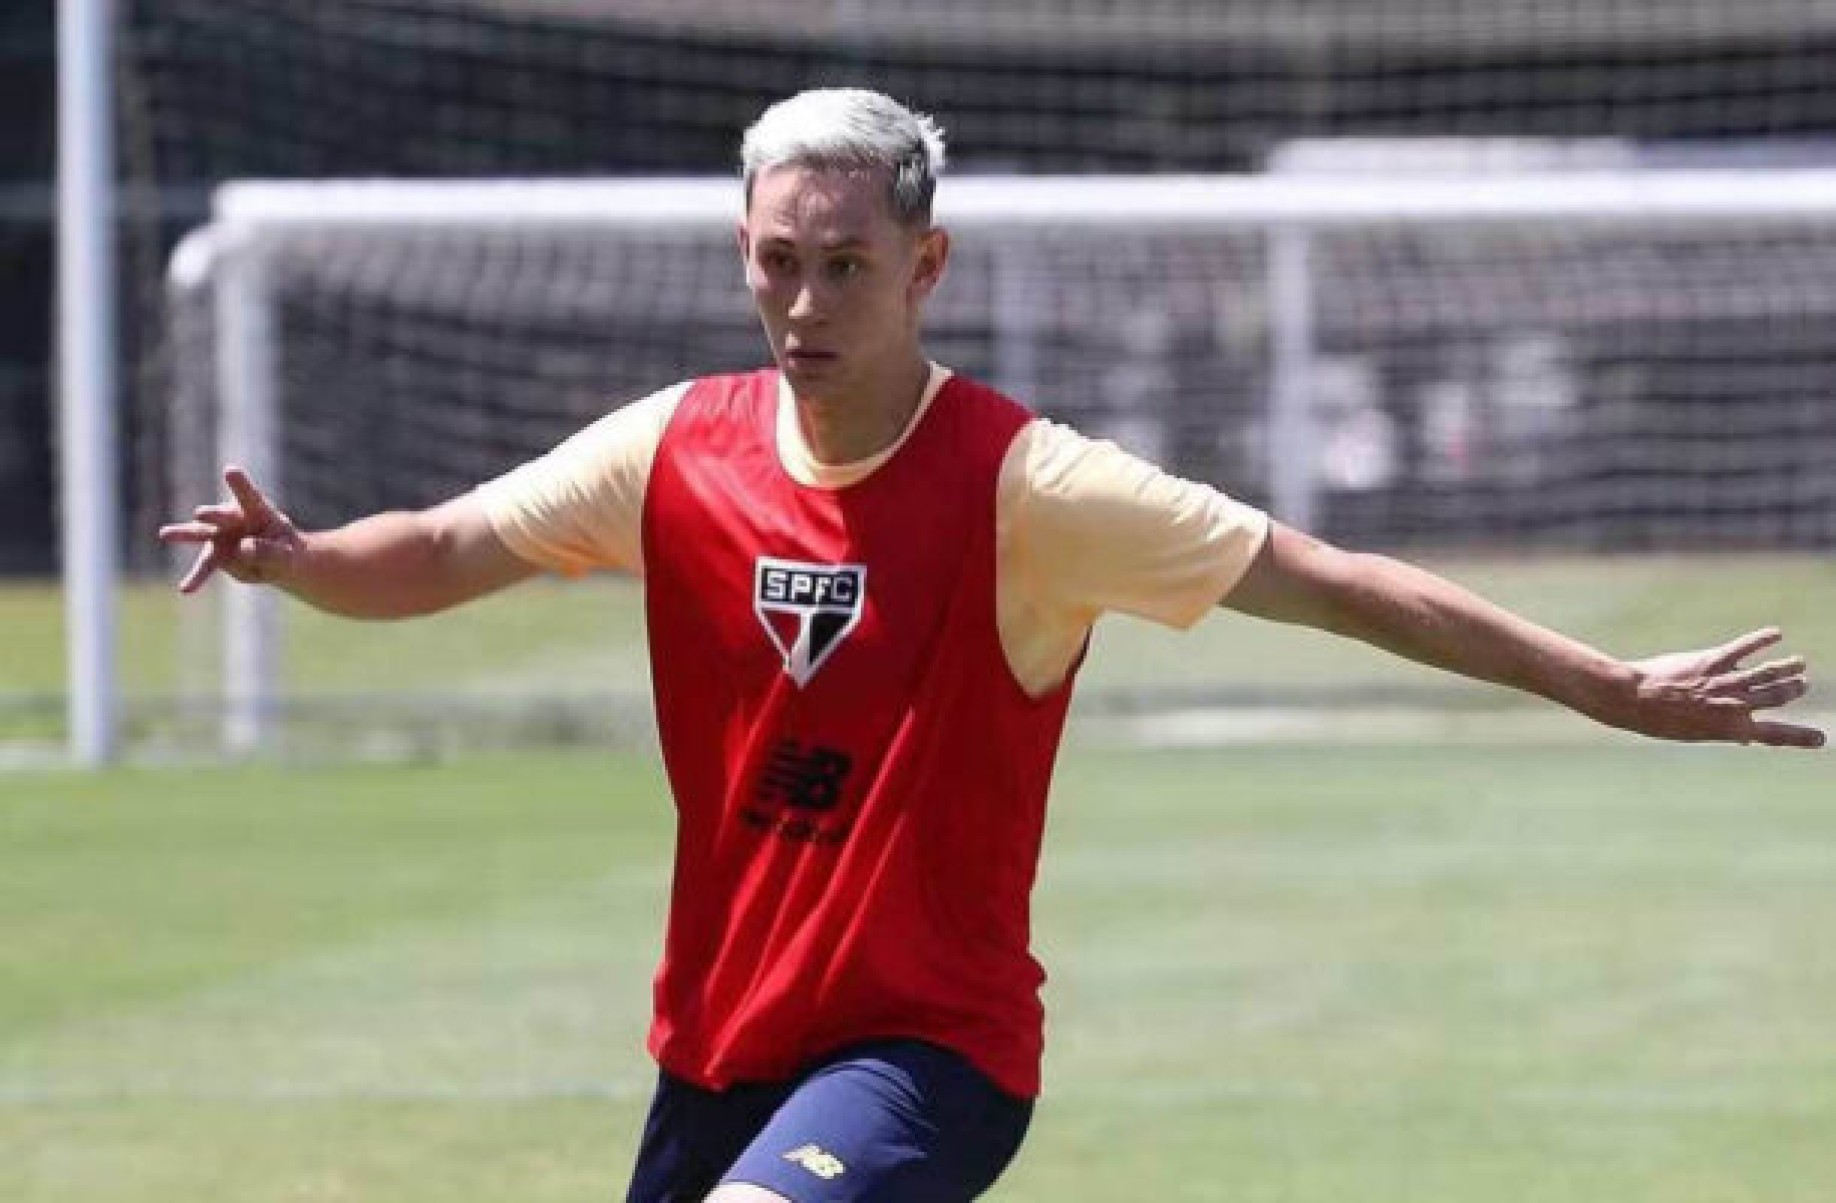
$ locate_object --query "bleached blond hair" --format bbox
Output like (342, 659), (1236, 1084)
(740, 88), (947, 226)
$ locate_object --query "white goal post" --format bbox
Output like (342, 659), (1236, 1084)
(169, 170), (1836, 753)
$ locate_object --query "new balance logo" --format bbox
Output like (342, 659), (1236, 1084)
(782, 1143), (847, 1180)
(754, 558), (866, 687)
(757, 740), (853, 812)
(744, 739), (856, 846)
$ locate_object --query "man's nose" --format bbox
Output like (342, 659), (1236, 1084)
(788, 280), (825, 321)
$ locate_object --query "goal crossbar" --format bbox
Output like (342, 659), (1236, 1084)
(215, 170), (1836, 231)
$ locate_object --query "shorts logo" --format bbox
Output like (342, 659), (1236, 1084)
(754, 557), (866, 687)
(782, 1143), (847, 1180)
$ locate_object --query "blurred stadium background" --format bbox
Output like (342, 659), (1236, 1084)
(3, 0), (1836, 754)
(3, 3), (1835, 1201)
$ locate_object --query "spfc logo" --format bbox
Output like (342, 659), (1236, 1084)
(753, 557), (867, 687)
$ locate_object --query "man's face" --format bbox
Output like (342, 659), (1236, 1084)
(740, 164), (947, 400)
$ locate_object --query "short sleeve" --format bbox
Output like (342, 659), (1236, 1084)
(1003, 419), (1270, 630)
(473, 382), (688, 577)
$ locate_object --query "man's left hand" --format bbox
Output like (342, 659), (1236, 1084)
(1621, 628), (1823, 748)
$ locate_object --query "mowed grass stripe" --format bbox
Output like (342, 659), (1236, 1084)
(0, 754), (671, 1037)
(4, 744), (1835, 1201)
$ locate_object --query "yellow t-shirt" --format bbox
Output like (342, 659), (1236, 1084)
(476, 365), (1270, 697)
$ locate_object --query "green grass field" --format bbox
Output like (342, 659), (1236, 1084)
(4, 743), (1833, 1202)
(4, 556), (1832, 1197)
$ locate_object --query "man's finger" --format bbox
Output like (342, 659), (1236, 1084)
(1714, 656), (1806, 693)
(177, 544), (219, 593)
(1715, 627), (1783, 668)
(158, 521), (219, 543)
(1743, 678), (1810, 711)
(223, 466), (279, 524)
(1745, 719), (1827, 750)
(192, 503), (245, 527)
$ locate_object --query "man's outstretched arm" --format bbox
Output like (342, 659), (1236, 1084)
(158, 466), (538, 619)
(1221, 522), (1823, 749)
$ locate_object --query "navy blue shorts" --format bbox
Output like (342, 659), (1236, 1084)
(624, 1040), (1034, 1203)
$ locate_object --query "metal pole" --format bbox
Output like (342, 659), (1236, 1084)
(214, 233), (281, 754)
(1267, 227), (1318, 530)
(56, 0), (119, 766)
(165, 230), (223, 738)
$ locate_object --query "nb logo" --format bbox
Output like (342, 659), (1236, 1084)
(754, 557), (866, 687)
(757, 740), (853, 812)
(744, 739), (856, 845)
(782, 1143), (847, 1180)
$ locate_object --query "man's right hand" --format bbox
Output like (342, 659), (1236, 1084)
(158, 466), (306, 594)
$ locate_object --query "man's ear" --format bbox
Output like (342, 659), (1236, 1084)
(909, 226), (950, 302)
(736, 221), (751, 263)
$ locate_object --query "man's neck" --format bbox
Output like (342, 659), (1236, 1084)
(789, 354), (934, 466)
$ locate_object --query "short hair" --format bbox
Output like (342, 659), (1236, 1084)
(740, 88), (947, 226)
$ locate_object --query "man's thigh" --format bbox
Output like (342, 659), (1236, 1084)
(716, 1041), (1033, 1203)
(626, 1072), (790, 1203)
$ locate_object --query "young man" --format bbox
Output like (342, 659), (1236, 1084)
(162, 89), (1822, 1203)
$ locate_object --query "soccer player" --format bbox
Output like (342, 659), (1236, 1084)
(160, 89), (1823, 1203)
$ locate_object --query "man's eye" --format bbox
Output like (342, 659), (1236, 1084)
(829, 258), (863, 280)
(762, 252), (795, 273)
